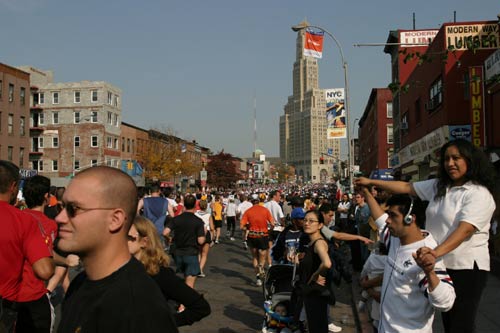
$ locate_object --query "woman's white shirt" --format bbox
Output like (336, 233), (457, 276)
(413, 179), (495, 270)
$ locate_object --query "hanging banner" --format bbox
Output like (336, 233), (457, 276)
(469, 66), (485, 148)
(325, 88), (346, 139)
(304, 29), (324, 59)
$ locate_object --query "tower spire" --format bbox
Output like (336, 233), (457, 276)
(253, 90), (257, 157)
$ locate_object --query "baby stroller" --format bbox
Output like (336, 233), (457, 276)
(261, 264), (300, 333)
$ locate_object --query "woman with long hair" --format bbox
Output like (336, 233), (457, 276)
(355, 138), (497, 332)
(128, 216), (210, 327)
(294, 210), (332, 333)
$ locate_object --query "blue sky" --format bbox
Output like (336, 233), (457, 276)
(1, 0), (498, 158)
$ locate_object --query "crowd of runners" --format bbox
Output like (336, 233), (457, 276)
(1, 139), (499, 333)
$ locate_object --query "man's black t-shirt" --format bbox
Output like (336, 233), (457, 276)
(58, 257), (178, 333)
(168, 212), (205, 256)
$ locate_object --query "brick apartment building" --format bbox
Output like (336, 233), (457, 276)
(19, 66), (122, 178)
(0, 63), (30, 168)
(358, 88), (394, 177)
(384, 20), (499, 180)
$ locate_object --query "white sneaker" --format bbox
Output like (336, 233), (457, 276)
(328, 322), (342, 332)
(256, 278), (263, 286)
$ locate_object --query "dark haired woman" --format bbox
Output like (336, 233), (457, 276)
(354, 139), (497, 332)
(294, 210), (332, 333)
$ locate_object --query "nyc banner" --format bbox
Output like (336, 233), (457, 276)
(325, 88), (346, 139)
(304, 29), (324, 59)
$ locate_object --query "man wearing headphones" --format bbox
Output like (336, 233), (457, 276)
(361, 187), (456, 333)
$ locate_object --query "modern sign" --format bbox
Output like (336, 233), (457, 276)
(399, 30), (438, 47)
(445, 23), (499, 51)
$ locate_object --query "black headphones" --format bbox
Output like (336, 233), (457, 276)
(404, 197), (414, 225)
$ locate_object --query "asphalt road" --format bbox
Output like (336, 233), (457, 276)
(179, 230), (358, 333)
(179, 231), (265, 333)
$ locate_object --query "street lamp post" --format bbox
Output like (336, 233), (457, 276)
(351, 118), (359, 176)
(174, 159), (181, 192)
(291, 22), (353, 192)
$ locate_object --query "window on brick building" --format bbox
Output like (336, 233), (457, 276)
(9, 84), (14, 102)
(52, 92), (59, 104)
(428, 77), (442, 111)
(20, 117), (25, 136)
(91, 111), (98, 123)
(19, 148), (24, 168)
(74, 136), (80, 147)
(74, 111), (80, 123)
(39, 93), (45, 104)
(52, 112), (59, 124)
(74, 91), (81, 103)
(8, 114), (13, 135)
(415, 98), (421, 125)
(35, 160), (43, 171)
(91, 90), (98, 102)
(108, 91), (112, 105)
(91, 136), (98, 147)
(20, 87), (26, 105)
(91, 159), (98, 167)
(53, 137), (59, 148)
(387, 102), (393, 118)
(387, 124), (393, 144)
(52, 160), (58, 171)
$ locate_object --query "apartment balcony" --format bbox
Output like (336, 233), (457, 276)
(29, 150), (43, 158)
(31, 104), (43, 111)
(30, 126), (44, 133)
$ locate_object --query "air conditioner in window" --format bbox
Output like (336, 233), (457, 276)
(400, 122), (408, 130)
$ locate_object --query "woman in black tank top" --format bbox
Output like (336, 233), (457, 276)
(296, 210), (332, 333)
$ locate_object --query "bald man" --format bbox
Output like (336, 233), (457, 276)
(56, 166), (177, 333)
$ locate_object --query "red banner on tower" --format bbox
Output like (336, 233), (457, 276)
(304, 30), (324, 59)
